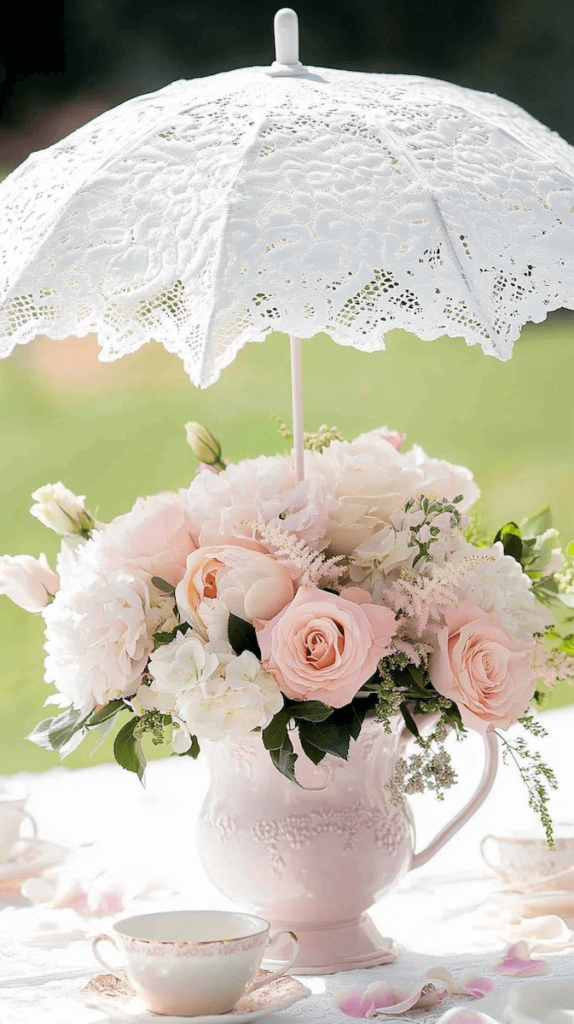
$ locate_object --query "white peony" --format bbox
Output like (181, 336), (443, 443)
(43, 569), (167, 715)
(400, 444), (479, 512)
(185, 454), (333, 551)
(453, 542), (553, 640)
(146, 631), (283, 744)
(30, 483), (91, 536)
(96, 491), (196, 588)
(0, 553), (59, 612)
(306, 432), (479, 557)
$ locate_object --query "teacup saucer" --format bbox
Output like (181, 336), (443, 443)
(0, 841), (69, 894)
(81, 970), (312, 1023)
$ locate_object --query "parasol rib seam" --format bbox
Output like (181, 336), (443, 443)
(354, 106), (499, 341)
(196, 98), (275, 388)
(0, 75), (261, 306)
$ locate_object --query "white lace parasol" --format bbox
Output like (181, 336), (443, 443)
(1, 9), (573, 474)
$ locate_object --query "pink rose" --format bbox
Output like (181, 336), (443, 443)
(99, 492), (196, 587)
(176, 545), (295, 624)
(256, 587), (396, 707)
(429, 600), (536, 733)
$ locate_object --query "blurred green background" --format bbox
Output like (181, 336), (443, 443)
(0, 321), (573, 773)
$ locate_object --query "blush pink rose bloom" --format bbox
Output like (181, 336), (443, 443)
(176, 545), (296, 624)
(98, 492), (196, 587)
(429, 600), (536, 733)
(256, 587), (397, 707)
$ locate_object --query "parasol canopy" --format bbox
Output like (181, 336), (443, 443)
(1, 8), (574, 395)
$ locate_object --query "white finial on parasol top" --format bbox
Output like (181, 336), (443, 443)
(266, 8), (309, 77)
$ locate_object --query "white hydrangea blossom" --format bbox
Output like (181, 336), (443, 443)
(146, 630), (283, 745)
(43, 568), (175, 716)
(453, 541), (553, 640)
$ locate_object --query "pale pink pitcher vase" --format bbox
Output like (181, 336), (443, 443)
(198, 717), (498, 974)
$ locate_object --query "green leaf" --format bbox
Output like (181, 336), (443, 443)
(494, 522), (523, 564)
(400, 702), (420, 738)
(568, 540), (574, 557)
(521, 507), (553, 540)
(526, 530), (559, 575)
(87, 699), (126, 728)
(298, 720), (350, 760)
(287, 700), (332, 722)
(180, 735), (200, 758)
(90, 715), (119, 756)
(27, 707), (92, 759)
(262, 709), (291, 750)
(151, 577), (175, 594)
(27, 717), (57, 750)
(113, 717), (146, 782)
(48, 708), (89, 752)
(153, 631), (177, 646)
(329, 694), (377, 741)
(406, 664), (428, 694)
(298, 730), (326, 766)
(269, 735), (301, 786)
(558, 634), (574, 656)
(227, 613), (261, 658)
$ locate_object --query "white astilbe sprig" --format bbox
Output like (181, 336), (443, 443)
(531, 634), (574, 689)
(244, 519), (345, 587)
(383, 552), (499, 641)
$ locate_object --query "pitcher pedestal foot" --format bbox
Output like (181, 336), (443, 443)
(263, 914), (396, 975)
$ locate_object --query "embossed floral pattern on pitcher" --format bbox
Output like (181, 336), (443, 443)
(198, 717), (498, 974)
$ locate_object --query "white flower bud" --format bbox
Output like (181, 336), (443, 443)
(184, 423), (224, 470)
(30, 483), (93, 536)
(0, 553), (59, 613)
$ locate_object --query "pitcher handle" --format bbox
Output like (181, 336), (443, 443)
(410, 732), (499, 871)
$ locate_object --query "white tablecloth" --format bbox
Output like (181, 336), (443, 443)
(2, 707), (574, 1024)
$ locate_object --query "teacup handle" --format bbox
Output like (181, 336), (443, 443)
(14, 811), (38, 858)
(248, 931), (299, 993)
(480, 834), (502, 873)
(410, 732), (499, 871)
(92, 934), (125, 982)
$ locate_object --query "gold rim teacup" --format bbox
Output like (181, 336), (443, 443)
(92, 909), (299, 1017)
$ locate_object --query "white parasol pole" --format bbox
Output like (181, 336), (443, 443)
(290, 335), (305, 482)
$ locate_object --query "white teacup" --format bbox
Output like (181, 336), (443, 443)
(92, 910), (299, 1017)
(481, 823), (574, 891)
(0, 783), (37, 863)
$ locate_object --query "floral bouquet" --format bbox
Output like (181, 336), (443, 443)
(2, 422), (573, 842)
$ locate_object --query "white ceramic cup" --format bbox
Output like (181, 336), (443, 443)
(0, 784), (37, 863)
(481, 823), (574, 891)
(504, 978), (574, 1023)
(92, 910), (299, 1017)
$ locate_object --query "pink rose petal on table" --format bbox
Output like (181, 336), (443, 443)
(491, 940), (549, 977)
(426, 965), (495, 999)
(332, 981), (446, 1017)
(459, 973), (496, 998)
(331, 988), (377, 1018)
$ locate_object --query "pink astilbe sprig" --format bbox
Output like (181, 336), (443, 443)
(244, 519), (345, 588)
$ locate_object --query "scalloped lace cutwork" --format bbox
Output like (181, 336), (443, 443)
(1, 68), (574, 386)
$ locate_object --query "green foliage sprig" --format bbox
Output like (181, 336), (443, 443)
(496, 715), (558, 847)
(273, 416), (344, 452)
